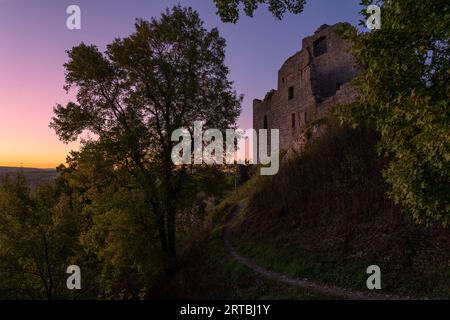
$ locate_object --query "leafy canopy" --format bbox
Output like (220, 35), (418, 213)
(50, 5), (242, 270)
(336, 0), (449, 224)
(0, 174), (80, 299)
(214, 0), (306, 23)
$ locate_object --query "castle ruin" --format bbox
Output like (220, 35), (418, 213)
(253, 23), (359, 153)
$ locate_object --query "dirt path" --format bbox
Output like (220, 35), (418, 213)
(223, 203), (415, 300)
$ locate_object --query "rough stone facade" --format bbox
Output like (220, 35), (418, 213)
(253, 23), (359, 153)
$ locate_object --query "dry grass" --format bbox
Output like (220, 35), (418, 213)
(231, 120), (450, 298)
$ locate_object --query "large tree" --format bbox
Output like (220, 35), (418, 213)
(337, 0), (449, 224)
(214, 0), (306, 23)
(50, 6), (241, 272)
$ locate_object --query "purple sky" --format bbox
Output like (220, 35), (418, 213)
(0, 0), (362, 168)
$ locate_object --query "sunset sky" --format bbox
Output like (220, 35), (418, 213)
(0, 0), (361, 168)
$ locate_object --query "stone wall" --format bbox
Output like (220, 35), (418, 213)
(253, 23), (358, 153)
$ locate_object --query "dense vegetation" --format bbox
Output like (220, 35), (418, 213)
(3, 120), (447, 299)
(50, 5), (241, 273)
(337, 0), (449, 224)
(225, 122), (450, 298)
(0, 144), (233, 299)
(142, 120), (450, 299)
(0, 0), (448, 299)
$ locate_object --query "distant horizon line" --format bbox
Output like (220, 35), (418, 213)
(0, 165), (58, 170)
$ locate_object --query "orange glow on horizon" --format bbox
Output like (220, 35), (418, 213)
(0, 150), (72, 169)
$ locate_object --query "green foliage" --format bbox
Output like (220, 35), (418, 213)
(336, 0), (450, 224)
(0, 174), (80, 299)
(231, 122), (450, 297)
(59, 144), (163, 298)
(0, 14), (239, 295)
(0, 144), (174, 299)
(50, 5), (242, 271)
(214, 0), (306, 23)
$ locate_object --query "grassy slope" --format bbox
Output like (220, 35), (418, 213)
(149, 199), (335, 299)
(150, 121), (449, 299)
(227, 122), (450, 299)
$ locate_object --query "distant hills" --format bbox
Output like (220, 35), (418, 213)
(0, 166), (58, 189)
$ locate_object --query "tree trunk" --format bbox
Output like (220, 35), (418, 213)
(165, 206), (177, 274)
(150, 201), (168, 251)
(162, 151), (177, 274)
(145, 151), (178, 275)
(42, 235), (53, 300)
(150, 198), (176, 274)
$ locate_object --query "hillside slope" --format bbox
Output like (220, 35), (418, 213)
(225, 122), (450, 298)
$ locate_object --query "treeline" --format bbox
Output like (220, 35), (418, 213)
(0, 144), (232, 299)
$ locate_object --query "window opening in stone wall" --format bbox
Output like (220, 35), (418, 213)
(313, 36), (327, 57)
(288, 86), (294, 100)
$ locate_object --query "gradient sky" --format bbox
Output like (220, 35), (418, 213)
(0, 0), (362, 168)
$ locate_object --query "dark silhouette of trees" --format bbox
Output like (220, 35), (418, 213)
(214, 0), (306, 23)
(50, 6), (241, 272)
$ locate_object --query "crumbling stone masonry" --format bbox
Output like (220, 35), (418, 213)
(253, 23), (359, 154)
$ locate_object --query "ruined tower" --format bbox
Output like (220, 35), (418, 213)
(253, 23), (359, 153)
